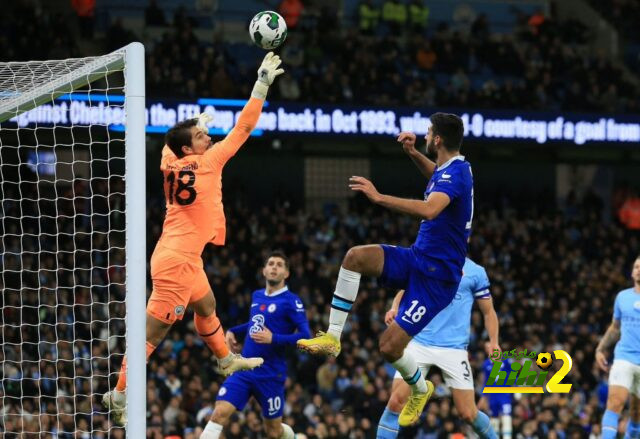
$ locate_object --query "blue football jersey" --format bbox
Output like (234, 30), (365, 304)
(613, 288), (640, 365)
(413, 156), (473, 283)
(230, 287), (311, 378)
(412, 258), (490, 349)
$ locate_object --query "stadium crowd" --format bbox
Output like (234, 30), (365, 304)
(1, 0), (639, 114)
(2, 1), (640, 438)
(585, 0), (640, 43)
(134, 188), (632, 439)
(3, 173), (636, 438)
(142, 2), (639, 114)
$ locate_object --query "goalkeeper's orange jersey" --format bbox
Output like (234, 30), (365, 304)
(156, 97), (264, 255)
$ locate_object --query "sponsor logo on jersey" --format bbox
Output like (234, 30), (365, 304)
(250, 314), (265, 334)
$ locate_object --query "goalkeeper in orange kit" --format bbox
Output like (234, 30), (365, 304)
(103, 52), (285, 426)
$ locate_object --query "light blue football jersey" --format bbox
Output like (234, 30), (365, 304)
(613, 288), (640, 365)
(412, 258), (490, 350)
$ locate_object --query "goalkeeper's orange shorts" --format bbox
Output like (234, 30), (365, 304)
(147, 244), (211, 324)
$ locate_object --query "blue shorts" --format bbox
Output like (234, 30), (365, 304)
(216, 371), (285, 419)
(380, 245), (458, 337)
(488, 393), (513, 417)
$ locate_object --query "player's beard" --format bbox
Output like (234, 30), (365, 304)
(266, 278), (281, 287)
(426, 138), (437, 158)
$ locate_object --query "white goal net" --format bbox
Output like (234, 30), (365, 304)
(0, 44), (146, 437)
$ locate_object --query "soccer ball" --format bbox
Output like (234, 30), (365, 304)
(249, 11), (288, 50)
(536, 352), (552, 369)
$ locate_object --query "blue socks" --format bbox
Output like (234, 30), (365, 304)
(376, 407), (400, 439)
(603, 410), (620, 439)
(625, 421), (640, 439)
(471, 411), (498, 439)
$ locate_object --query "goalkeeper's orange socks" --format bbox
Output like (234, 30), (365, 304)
(195, 312), (230, 359)
(115, 341), (156, 392)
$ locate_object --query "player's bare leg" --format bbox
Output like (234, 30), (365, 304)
(200, 400), (236, 438)
(602, 385), (628, 439)
(191, 292), (263, 375)
(380, 322), (433, 427)
(264, 417), (297, 439)
(452, 389), (497, 438)
(103, 314), (171, 426)
(297, 245), (384, 356)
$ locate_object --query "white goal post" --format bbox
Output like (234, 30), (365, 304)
(0, 43), (146, 437)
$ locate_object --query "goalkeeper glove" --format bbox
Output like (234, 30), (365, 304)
(196, 112), (213, 133)
(251, 52), (285, 100)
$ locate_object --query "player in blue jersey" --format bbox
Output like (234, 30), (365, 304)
(200, 251), (311, 439)
(596, 256), (640, 439)
(480, 355), (514, 439)
(298, 113), (473, 426)
(376, 257), (500, 439)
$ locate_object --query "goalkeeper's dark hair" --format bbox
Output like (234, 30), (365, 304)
(430, 112), (464, 152)
(165, 119), (198, 158)
(265, 250), (290, 270)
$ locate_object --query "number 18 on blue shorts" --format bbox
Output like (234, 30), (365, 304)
(379, 244), (458, 336)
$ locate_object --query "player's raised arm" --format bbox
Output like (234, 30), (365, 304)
(206, 52), (284, 166)
(398, 132), (436, 179)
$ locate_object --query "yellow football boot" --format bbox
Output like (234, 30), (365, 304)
(398, 379), (434, 427)
(296, 331), (341, 357)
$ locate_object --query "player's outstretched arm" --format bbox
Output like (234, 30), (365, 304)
(477, 297), (500, 357)
(207, 52), (284, 166)
(349, 176), (450, 219)
(595, 319), (621, 371)
(398, 132), (436, 179)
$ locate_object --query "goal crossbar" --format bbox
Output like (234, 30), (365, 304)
(0, 50), (125, 123)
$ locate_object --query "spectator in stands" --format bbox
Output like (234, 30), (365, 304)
(471, 13), (490, 42)
(278, 74), (301, 100)
(358, 0), (380, 35)
(408, 0), (429, 33)
(382, 0), (407, 34)
(145, 0), (166, 26)
(279, 0), (304, 30)
(528, 8), (546, 35)
(618, 191), (640, 230)
(106, 17), (138, 52)
(415, 39), (437, 71)
(71, 0), (95, 38)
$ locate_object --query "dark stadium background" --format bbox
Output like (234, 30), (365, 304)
(1, 0), (640, 437)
